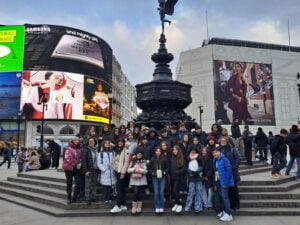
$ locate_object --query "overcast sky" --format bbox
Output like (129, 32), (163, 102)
(1, 0), (300, 85)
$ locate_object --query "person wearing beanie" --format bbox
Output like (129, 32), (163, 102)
(206, 135), (218, 155)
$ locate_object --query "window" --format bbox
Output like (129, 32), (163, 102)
(43, 125), (54, 135)
(60, 126), (74, 135)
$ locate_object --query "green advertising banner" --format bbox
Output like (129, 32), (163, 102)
(0, 25), (25, 72)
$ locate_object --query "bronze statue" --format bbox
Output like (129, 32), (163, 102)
(158, 0), (178, 33)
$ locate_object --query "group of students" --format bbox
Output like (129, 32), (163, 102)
(63, 122), (242, 221)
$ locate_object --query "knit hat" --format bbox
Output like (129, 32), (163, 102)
(207, 135), (216, 142)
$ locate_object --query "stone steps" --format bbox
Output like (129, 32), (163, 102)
(239, 176), (296, 186)
(240, 192), (300, 200)
(1, 165), (300, 216)
(239, 165), (272, 176)
(239, 180), (300, 192)
(2, 192), (300, 217)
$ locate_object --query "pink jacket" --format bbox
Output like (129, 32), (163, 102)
(64, 141), (83, 168)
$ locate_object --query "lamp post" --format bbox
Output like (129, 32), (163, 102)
(13, 111), (25, 153)
(198, 105), (203, 127)
(108, 93), (113, 126)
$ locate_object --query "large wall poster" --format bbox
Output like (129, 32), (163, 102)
(214, 60), (275, 125)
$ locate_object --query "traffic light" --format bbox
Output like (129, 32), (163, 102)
(36, 125), (41, 133)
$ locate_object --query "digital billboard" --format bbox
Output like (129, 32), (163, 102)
(0, 72), (22, 119)
(0, 24), (112, 124)
(24, 24), (112, 84)
(83, 76), (110, 123)
(20, 71), (84, 120)
(214, 60), (275, 125)
(0, 25), (25, 72)
(20, 71), (110, 123)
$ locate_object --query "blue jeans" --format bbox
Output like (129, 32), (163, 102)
(286, 156), (296, 175)
(200, 186), (212, 208)
(296, 157), (300, 179)
(216, 182), (232, 215)
(152, 176), (165, 209)
(185, 181), (204, 211)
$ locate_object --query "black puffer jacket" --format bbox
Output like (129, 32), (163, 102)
(286, 132), (300, 157)
(148, 157), (168, 177)
(255, 130), (269, 147)
(170, 156), (186, 180)
(270, 135), (287, 156)
(200, 155), (213, 188)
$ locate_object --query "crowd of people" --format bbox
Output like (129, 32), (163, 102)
(61, 121), (300, 222)
(0, 140), (61, 172)
(1, 120), (299, 221)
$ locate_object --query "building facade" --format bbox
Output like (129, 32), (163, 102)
(112, 56), (137, 127)
(176, 38), (300, 134)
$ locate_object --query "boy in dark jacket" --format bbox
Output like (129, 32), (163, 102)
(254, 127), (269, 161)
(270, 129), (288, 179)
(286, 125), (300, 177)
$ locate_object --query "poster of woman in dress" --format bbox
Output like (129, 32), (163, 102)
(214, 60), (275, 125)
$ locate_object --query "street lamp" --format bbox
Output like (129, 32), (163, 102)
(198, 105), (204, 127)
(37, 93), (47, 151)
(108, 93), (113, 126)
(13, 111), (26, 153)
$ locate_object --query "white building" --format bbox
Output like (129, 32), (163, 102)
(112, 56), (137, 126)
(176, 38), (300, 134)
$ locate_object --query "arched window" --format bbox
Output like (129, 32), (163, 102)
(43, 125), (54, 135)
(60, 126), (74, 135)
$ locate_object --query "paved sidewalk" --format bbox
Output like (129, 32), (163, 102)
(0, 199), (300, 225)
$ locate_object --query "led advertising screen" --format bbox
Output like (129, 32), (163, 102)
(83, 76), (110, 123)
(0, 72), (22, 119)
(20, 71), (84, 120)
(20, 71), (110, 123)
(0, 25), (25, 72)
(24, 24), (112, 84)
(0, 24), (112, 124)
(214, 60), (275, 125)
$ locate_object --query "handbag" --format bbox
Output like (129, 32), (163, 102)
(132, 162), (142, 179)
(62, 160), (74, 172)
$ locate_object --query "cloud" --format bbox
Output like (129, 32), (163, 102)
(247, 21), (287, 44)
